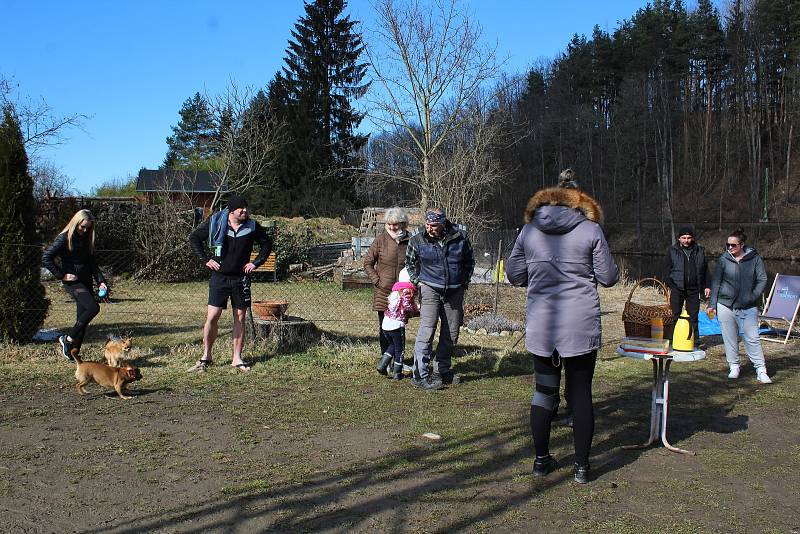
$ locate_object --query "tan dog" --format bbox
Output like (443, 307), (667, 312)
(74, 351), (142, 400)
(104, 335), (132, 367)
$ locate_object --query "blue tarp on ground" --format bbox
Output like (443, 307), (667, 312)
(698, 310), (774, 336)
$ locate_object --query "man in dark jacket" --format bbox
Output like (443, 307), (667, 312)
(405, 208), (474, 390)
(186, 195), (272, 373)
(663, 226), (710, 342)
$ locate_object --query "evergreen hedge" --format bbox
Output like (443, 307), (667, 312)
(0, 107), (49, 342)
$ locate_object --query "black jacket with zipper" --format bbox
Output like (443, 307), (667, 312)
(42, 232), (105, 285)
(188, 216), (272, 277)
(663, 242), (709, 291)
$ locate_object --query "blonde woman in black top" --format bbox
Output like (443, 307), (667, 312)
(42, 209), (107, 361)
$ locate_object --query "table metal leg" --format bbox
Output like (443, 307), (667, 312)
(623, 357), (694, 454)
(659, 359), (694, 455)
(622, 358), (660, 450)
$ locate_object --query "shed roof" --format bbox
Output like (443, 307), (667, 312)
(136, 169), (227, 193)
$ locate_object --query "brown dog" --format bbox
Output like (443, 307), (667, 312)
(74, 351), (142, 400)
(103, 335), (133, 367)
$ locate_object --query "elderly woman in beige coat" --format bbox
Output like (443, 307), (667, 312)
(363, 207), (410, 374)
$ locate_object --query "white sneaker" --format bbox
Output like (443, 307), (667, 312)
(727, 365), (740, 379)
(756, 369), (772, 384)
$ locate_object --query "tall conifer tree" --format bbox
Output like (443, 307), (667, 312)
(163, 92), (218, 169)
(270, 0), (369, 213)
(0, 106), (49, 342)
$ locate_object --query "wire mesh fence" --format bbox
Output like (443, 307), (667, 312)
(9, 241), (528, 359)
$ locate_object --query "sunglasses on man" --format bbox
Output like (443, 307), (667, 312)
(726, 242), (740, 249)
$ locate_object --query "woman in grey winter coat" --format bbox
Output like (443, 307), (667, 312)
(708, 228), (771, 383)
(506, 175), (619, 484)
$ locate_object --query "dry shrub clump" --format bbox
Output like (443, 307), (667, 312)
(466, 313), (522, 333)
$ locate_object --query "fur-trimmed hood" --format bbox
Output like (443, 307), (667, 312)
(524, 187), (603, 225)
(506, 186), (619, 358)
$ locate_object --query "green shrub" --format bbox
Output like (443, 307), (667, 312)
(272, 220), (311, 275)
(0, 107), (49, 342)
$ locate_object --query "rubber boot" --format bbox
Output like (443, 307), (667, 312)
(377, 353), (393, 375)
(392, 362), (404, 380)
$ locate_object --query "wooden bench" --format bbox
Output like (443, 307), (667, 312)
(250, 250), (278, 282)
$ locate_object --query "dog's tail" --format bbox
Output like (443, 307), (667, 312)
(71, 348), (82, 363)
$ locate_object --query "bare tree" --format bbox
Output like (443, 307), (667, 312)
(366, 0), (502, 210)
(2, 74), (86, 200)
(132, 174), (204, 282)
(205, 83), (287, 208)
(427, 97), (508, 232)
(30, 160), (75, 199)
(1, 75), (89, 155)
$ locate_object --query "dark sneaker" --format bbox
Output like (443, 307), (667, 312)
(532, 455), (558, 477)
(432, 372), (460, 385)
(411, 376), (443, 390)
(392, 372), (404, 381)
(58, 335), (73, 362)
(377, 353), (393, 376)
(574, 463), (590, 484)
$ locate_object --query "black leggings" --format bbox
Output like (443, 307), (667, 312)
(530, 351), (597, 465)
(383, 327), (406, 366)
(377, 311), (390, 354)
(63, 280), (100, 350)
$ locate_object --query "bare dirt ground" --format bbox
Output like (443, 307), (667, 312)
(2, 284), (799, 533)
(2, 341), (799, 533)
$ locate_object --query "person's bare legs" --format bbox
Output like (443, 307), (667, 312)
(231, 307), (248, 369)
(203, 305), (224, 361)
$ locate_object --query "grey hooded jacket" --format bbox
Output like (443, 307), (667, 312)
(709, 247), (768, 310)
(505, 187), (619, 358)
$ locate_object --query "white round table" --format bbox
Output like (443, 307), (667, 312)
(616, 346), (706, 455)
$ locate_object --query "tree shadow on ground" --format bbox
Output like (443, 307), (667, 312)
(75, 352), (800, 533)
(451, 347), (532, 381)
(82, 323), (200, 344)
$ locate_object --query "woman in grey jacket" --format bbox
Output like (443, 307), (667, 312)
(708, 228), (771, 383)
(506, 172), (619, 483)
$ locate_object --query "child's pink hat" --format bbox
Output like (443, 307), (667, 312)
(393, 268), (415, 292)
(392, 281), (416, 292)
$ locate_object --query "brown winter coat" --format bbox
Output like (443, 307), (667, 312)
(363, 231), (409, 311)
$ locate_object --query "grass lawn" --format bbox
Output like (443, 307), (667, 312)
(1, 279), (798, 532)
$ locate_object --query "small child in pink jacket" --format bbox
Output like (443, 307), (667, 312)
(378, 268), (418, 380)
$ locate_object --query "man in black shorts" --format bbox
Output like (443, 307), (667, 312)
(187, 195), (272, 372)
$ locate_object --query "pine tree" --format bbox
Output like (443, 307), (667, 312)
(0, 106), (49, 342)
(163, 92), (218, 169)
(275, 0), (369, 212)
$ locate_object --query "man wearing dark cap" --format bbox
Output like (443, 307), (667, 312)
(405, 207), (474, 390)
(187, 195), (273, 373)
(663, 226), (710, 342)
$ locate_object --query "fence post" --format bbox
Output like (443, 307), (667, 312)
(493, 240), (503, 314)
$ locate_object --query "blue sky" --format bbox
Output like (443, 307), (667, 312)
(3, 0), (665, 193)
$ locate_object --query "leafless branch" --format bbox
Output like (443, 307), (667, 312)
(204, 82), (288, 207)
(365, 0), (503, 214)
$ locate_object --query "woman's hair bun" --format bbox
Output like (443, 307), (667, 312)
(731, 227), (747, 243)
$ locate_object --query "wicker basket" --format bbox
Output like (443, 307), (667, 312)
(622, 278), (675, 339)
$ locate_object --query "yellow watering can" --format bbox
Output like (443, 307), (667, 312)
(671, 306), (694, 351)
(493, 259), (505, 283)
